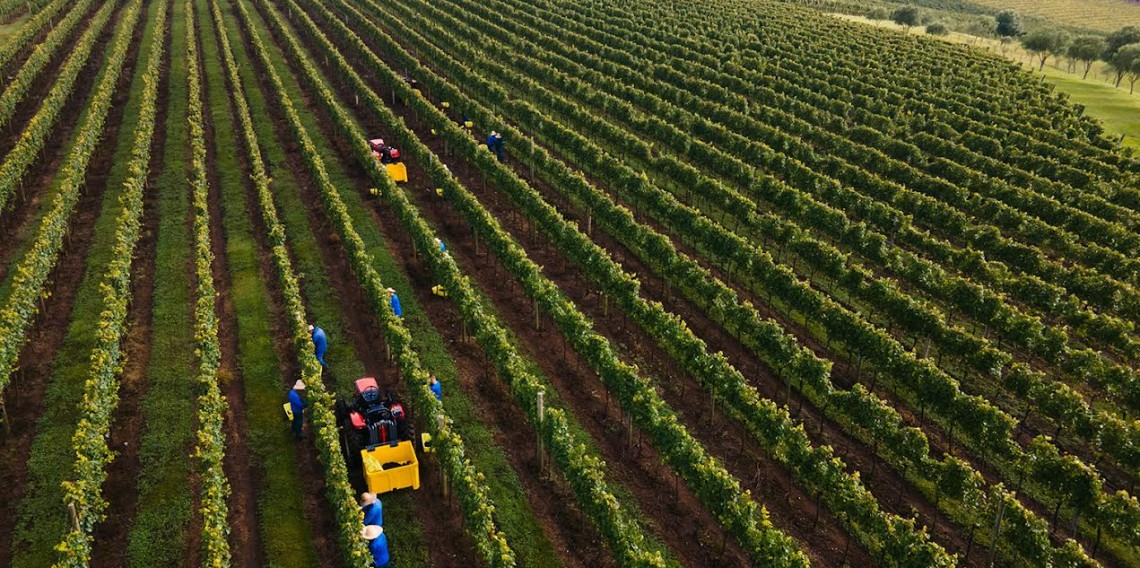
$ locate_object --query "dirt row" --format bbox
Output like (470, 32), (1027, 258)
(0, 0), (148, 563)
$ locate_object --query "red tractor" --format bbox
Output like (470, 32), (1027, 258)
(336, 377), (420, 494)
(370, 138), (408, 183)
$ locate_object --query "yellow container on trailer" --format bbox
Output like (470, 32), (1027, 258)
(361, 440), (420, 494)
(385, 162), (408, 183)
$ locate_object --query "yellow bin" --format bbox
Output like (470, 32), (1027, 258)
(361, 440), (420, 494)
(385, 162), (408, 184)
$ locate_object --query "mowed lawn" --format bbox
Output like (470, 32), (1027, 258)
(1037, 65), (1140, 149)
(0, 14), (28, 42)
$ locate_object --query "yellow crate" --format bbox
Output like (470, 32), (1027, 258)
(361, 440), (420, 494)
(385, 162), (408, 183)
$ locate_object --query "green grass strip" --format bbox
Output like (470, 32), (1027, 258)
(125, 0), (195, 563)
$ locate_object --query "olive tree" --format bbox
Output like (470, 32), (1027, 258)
(1104, 26), (1140, 86)
(891, 6), (921, 32)
(1109, 43), (1140, 92)
(995, 9), (1023, 37)
(926, 22), (949, 36)
(1068, 36), (1106, 79)
(1021, 28), (1071, 70)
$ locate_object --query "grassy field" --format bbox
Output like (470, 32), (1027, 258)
(966, 0), (1140, 33)
(835, 13), (1140, 149)
(0, 14), (28, 42)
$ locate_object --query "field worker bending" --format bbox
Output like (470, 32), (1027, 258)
(361, 492), (383, 526)
(309, 324), (328, 367)
(387, 288), (403, 318)
(487, 131), (504, 161)
(434, 237), (447, 252)
(429, 374), (442, 401)
(289, 380), (306, 440)
(363, 525), (390, 567)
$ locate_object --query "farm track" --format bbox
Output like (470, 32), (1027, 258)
(0, 0), (147, 562)
(0, 0), (113, 286)
(86, 1), (172, 564)
(286, 61), (653, 567)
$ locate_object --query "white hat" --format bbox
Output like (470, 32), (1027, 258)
(362, 525), (383, 540)
(308, 324), (314, 332)
(361, 492), (376, 506)
(386, 287), (396, 294)
(293, 380), (306, 390)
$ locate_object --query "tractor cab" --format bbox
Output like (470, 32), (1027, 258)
(337, 377), (420, 495)
(370, 138), (408, 184)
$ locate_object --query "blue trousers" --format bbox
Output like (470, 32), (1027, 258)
(292, 413), (303, 440)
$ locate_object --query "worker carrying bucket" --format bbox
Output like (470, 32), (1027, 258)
(287, 380), (306, 440)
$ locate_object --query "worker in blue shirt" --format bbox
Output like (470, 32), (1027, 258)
(434, 237), (447, 252)
(429, 374), (442, 401)
(309, 324), (328, 367)
(386, 288), (402, 318)
(361, 492), (383, 526)
(363, 525), (390, 567)
(288, 380), (306, 440)
(487, 131), (504, 161)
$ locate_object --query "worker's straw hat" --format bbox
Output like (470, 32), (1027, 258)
(308, 324), (314, 332)
(386, 287), (396, 294)
(293, 380), (306, 391)
(361, 492), (376, 506)
(362, 525), (383, 540)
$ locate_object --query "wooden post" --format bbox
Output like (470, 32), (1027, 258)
(68, 502), (80, 531)
(533, 298), (540, 331)
(536, 391), (545, 474)
(437, 415), (448, 498)
(988, 497), (1007, 567)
